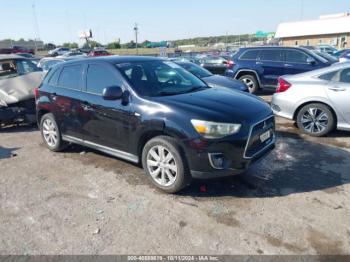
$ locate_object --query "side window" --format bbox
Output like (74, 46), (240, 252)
(338, 68), (350, 84)
(319, 71), (338, 81)
(240, 50), (260, 60)
(259, 50), (283, 62)
(57, 65), (82, 90)
(86, 64), (122, 94)
(285, 50), (310, 63)
(48, 68), (61, 85)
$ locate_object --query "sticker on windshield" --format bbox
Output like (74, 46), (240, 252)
(163, 61), (182, 69)
(116, 63), (132, 68)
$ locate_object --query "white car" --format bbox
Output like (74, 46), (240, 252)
(48, 47), (70, 57)
(272, 63), (350, 136)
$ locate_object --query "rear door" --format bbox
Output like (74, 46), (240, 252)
(326, 68), (350, 124)
(282, 49), (317, 75)
(258, 49), (284, 87)
(52, 64), (85, 139)
(81, 62), (132, 152)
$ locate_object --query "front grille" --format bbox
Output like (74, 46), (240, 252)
(244, 116), (275, 159)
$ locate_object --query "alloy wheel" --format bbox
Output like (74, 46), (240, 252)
(241, 77), (255, 92)
(301, 107), (329, 134)
(146, 145), (178, 187)
(42, 118), (58, 147)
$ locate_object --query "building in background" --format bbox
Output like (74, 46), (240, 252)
(0, 39), (44, 50)
(275, 13), (350, 49)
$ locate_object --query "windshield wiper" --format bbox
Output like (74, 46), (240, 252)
(186, 86), (208, 93)
(157, 86), (208, 97)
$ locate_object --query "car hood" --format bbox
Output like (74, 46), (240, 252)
(0, 71), (44, 105)
(151, 87), (272, 125)
(202, 75), (248, 92)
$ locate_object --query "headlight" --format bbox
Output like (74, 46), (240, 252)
(0, 100), (7, 108)
(191, 120), (241, 139)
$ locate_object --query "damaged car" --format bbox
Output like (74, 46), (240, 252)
(0, 55), (44, 127)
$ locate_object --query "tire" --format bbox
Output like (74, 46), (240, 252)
(239, 74), (259, 94)
(296, 103), (335, 137)
(142, 136), (191, 194)
(40, 113), (68, 152)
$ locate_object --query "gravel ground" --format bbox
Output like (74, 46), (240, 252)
(1, 94), (350, 255)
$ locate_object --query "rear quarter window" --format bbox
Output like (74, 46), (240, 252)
(318, 71), (338, 81)
(57, 65), (82, 90)
(47, 68), (61, 85)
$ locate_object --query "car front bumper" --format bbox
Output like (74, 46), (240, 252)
(185, 116), (276, 179)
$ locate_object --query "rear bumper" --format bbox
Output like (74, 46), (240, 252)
(271, 94), (295, 120)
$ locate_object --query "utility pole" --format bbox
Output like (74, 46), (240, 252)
(134, 23), (139, 55)
(300, 0), (304, 20)
(32, 0), (41, 52)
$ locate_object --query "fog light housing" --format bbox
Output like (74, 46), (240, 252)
(271, 104), (281, 112)
(208, 153), (227, 170)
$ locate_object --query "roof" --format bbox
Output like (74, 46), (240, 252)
(0, 54), (24, 60)
(275, 14), (350, 38)
(63, 55), (161, 66)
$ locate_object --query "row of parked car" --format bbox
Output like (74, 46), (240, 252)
(1, 48), (349, 193)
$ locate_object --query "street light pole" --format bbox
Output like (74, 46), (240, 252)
(134, 23), (139, 55)
(32, 0), (40, 53)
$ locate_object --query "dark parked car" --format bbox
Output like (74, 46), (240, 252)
(0, 46), (35, 55)
(36, 56), (275, 193)
(175, 61), (248, 92)
(334, 49), (350, 58)
(199, 55), (231, 75)
(225, 47), (334, 93)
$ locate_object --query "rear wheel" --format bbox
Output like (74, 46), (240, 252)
(296, 103), (335, 137)
(239, 75), (259, 94)
(142, 136), (190, 194)
(40, 113), (68, 151)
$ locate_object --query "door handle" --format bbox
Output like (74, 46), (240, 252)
(328, 86), (346, 92)
(256, 61), (263, 65)
(51, 93), (57, 101)
(284, 64), (293, 67)
(82, 101), (93, 111)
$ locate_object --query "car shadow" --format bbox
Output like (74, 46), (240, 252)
(0, 146), (20, 160)
(179, 130), (350, 198)
(0, 124), (38, 134)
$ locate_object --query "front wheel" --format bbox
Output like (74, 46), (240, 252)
(142, 136), (190, 194)
(296, 103), (335, 137)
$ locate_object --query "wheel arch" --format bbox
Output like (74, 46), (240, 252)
(37, 109), (51, 126)
(234, 69), (262, 87)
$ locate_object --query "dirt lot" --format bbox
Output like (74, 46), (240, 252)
(1, 93), (350, 255)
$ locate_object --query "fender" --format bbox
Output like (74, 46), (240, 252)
(234, 69), (262, 87)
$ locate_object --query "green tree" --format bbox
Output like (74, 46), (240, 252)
(107, 42), (121, 49)
(88, 40), (103, 48)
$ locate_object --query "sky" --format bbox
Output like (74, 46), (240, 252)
(1, 0), (349, 45)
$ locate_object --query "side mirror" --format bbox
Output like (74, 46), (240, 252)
(102, 86), (123, 100)
(307, 57), (316, 65)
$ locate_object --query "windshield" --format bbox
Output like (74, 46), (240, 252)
(178, 62), (213, 78)
(117, 60), (209, 97)
(313, 51), (338, 63)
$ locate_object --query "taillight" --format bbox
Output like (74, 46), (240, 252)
(276, 77), (292, 93)
(34, 87), (39, 99)
(227, 60), (235, 69)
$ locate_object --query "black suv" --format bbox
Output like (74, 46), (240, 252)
(225, 47), (334, 93)
(36, 56), (275, 193)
